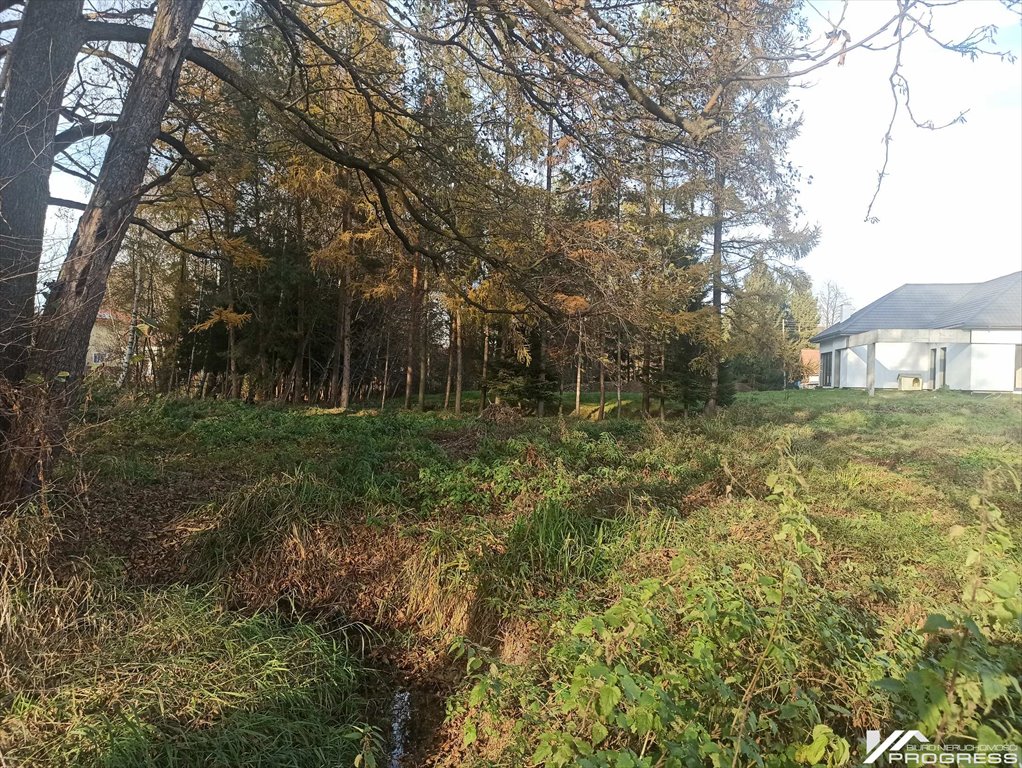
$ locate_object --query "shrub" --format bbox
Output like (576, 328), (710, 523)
(450, 451), (1022, 767)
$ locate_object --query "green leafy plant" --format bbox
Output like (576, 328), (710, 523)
(874, 466), (1022, 744)
(456, 446), (862, 768)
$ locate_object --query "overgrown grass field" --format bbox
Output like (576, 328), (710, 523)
(2, 390), (1020, 766)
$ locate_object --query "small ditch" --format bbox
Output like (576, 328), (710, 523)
(379, 673), (453, 767)
(388, 690), (412, 768)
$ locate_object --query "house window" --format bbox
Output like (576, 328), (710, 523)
(820, 351), (833, 387)
(92, 352), (104, 364)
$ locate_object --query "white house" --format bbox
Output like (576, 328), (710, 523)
(810, 271), (1022, 393)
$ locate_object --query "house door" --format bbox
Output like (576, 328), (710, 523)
(938, 347), (946, 389)
(820, 352), (832, 387)
(1015, 345), (1021, 391)
(929, 348), (937, 390)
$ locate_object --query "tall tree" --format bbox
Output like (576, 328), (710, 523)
(1, 0), (203, 505)
(816, 281), (852, 328)
(0, 0), (84, 381)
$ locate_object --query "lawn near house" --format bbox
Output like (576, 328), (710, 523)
(1, 390), (1019, 767)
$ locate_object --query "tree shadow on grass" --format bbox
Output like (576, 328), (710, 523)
(2, 574), (383, 768)
(77, 675), (380, 768)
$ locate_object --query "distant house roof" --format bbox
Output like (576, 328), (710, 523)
(800, 348), (820, 376)
(811, 271), (1022, 343)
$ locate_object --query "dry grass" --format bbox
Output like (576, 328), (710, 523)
(0, 501), (380, 768)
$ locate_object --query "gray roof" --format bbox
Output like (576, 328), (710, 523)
(811, 271), (1022, 342)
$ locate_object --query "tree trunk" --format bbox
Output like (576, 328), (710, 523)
(318, 346), (336, 403)
(615, 330), (623, 418)
(2, 0), (202, 508)
(479, 321), (489, 415)
(306, 340), (313, 403)
(557, 367), (564, 417)
(453, 307), (463, 416)
(0, 0), (85, 383)
(196, 335), (212, 399)
(161, 250), (189, 394)
(659, 342), (666, 422)
(340, 261), (352, 410)
(574, 320), (583, 415)
(380, 330), (390, 410)
(145, 334), (159, 394)
(404, 256), (419, 409)
(185, 260), (205, 397)
(286, 334), (307, 403)
(117, 250), (142, 388)
(705, 163), (725, 415)
(328, 279), (343, 404)
(34, 0), (202, 383)
(297, 345), (308, 402)
(443, 311), (453, 410)
(641, 337), (651, 417)
(363, 326), (382, 405)
(227, 318), (241, 399)
(535, 326), (545, 417)
(327, 253), (352, 409)
(417, 276), (428, 410)
(598, 355), (606, 421)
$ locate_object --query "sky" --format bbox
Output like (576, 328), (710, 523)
(790, 0), (1022, 314)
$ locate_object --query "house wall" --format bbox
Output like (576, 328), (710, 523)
(818, 335), (1019, 392)
(841, 345), (868, 388)
(969, 344), (1018, 392)
(971, 330), (1022, 345)
(818, 339), (841, 356)
(87, 322), (122, 369)
(873, 342), (931, 389)
(944, 344), (972, 390)
(872, 342), (985, 390)
(840, 329), (970, 347)
(962, 332), (1021, 392)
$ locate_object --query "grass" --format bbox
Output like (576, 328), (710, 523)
(3, 388), (1020, 765)
(0, 507), (379, 768)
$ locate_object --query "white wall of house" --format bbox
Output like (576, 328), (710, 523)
(970, 344), (1018, 392)
(944, 344), (972, 390)
(969, 331), (1021, 392)
(820, 338), (935, 389)
(972, 330), (1022, 345)
(816, 335), (1019, 392)
(818, 339), (840, 357)
(874, 342), (930, 389)
(842, 345), (868, 388)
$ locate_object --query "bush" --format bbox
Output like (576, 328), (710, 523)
(450, 453), (1022, 767)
